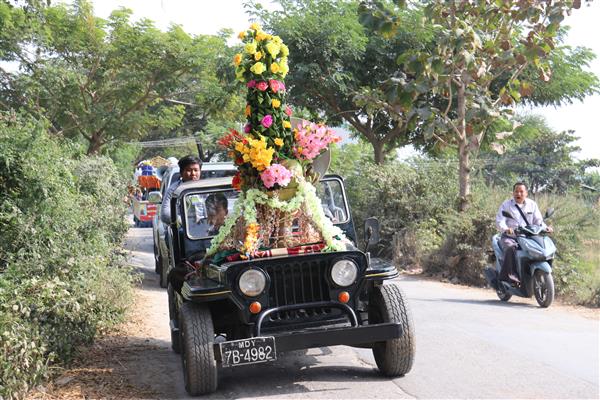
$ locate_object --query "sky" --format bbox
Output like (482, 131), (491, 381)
(71, 0), (599, 160)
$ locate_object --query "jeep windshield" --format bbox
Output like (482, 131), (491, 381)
(183, 189), (240, 239)
(182, 177), (349, 240)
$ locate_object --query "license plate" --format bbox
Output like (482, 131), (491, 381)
(219, 336), (276, 367)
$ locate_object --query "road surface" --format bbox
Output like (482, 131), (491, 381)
(33, 224), (599, 399)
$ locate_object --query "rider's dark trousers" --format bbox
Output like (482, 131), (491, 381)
(499, 234), (519, 281)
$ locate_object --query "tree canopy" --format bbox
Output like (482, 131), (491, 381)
(359, 0), (597, 210)
(0, 0), (243, 156)
(249, 0), (432, 164)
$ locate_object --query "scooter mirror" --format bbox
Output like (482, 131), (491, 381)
(544, 207), (555, 219)
(502, 210), (515, 220)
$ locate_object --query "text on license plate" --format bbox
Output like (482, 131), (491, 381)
(219, 336), (276, 367)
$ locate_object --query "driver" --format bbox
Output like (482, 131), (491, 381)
(495, 182), (553, 284)
(205, 193), (228, 235)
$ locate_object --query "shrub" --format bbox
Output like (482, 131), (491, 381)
(0, 112), (134, 398)
(337, 146), (599, 305)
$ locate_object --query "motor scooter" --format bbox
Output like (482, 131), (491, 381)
(484, 209), (556, 308)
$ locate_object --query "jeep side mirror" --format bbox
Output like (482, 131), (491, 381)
(363, 217), (380, 252)
(544, 207), (555, 219)
(502, 210), (514, 220)
(147, 191), (162, 204)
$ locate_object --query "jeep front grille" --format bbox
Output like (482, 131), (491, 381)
(264, 259), (334, 321)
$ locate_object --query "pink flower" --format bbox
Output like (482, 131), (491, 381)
(280, 81), (286, 92)
(244, 123), (252, 133)
(269, 79), (281, 93)
(261, 115), (273, 128)
(293, 120), (340, 160)
(285, 105), (293, 117)
(247, 80), (256, 88)
(260, 163), (292, 189)
(256, 81), (268, 91)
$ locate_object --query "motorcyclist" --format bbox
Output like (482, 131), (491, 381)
(495, 182), (553, 284)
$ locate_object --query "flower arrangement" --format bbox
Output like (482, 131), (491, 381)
(208, 23), (346, 259)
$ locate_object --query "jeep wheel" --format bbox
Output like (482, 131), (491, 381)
(179, 303), (218, 395)
(168, 283), (181, 354)
(369, 283), (415, 377)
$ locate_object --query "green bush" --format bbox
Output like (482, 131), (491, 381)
(343, 157), (458, 260)
(0, 112), (134, 399)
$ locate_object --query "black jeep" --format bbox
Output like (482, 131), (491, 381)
(166, 175), (415, 395)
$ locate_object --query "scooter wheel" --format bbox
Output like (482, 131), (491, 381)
(534, 270), (554, 308)
(496, 285), (512, 302)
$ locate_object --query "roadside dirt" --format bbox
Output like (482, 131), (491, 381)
(26, 287), (168, 400)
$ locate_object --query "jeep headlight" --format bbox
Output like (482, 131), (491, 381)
(331, 259), (358, 287)
(238, 269), (266, 297)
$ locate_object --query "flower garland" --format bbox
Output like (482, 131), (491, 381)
(208, 23), (347, 259)
(207, 177), (345, 255)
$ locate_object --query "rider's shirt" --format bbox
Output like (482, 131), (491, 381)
(496, 198), (546, 232)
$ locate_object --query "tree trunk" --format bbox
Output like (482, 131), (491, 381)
(457, 81), (470, 212)
(458, 137), (470, 212)
(372, 140), (385, 165)
(87, 133), (103, 155)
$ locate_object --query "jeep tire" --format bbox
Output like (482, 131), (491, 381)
(168, 283), (181, 354)
(369, 283), (415, 377)
(180, 303), (218, 395)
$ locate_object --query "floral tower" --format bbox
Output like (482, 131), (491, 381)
(207, 23), (345, 260)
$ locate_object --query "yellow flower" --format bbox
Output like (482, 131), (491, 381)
(283, 120), (291, 129)
(272, 35), (283, 44)
(254, 51), (263, 61)
(245, 104), (251, 117)
(250, 62), (266, 75)
(238, 31), (247, 40)
(271, 98), (281, 108)
(265, 41), (281, 58)
(279, 61), (289, 77)
(233, 53), (242, 66)
(245, 41), (257, 54)
(235, 142), (246, 153)
(250, 22), (261, 31)
(274, 138), (283, 147)
(280, 44), (289, 57)
(256, 31), (268, 41)
(270, 62), (280, 73)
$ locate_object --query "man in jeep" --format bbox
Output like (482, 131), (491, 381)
(160, 155), (202, 224)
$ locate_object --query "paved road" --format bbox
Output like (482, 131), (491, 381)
(123, 226), (599, 399)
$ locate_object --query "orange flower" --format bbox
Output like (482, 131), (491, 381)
(233, 53), (242, 66)
(245, 104), (251, 117)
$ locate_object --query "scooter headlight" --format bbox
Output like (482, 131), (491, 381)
(331, 259), (358, 287)
(238, 269), (266, 297)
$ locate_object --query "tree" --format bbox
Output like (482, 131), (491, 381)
(249, 0), (430, 164)
(360, 0), (592, 210)
(1, 0), (237, 155)
(483, 115), (599, 193)
(136, 30), (246, 163)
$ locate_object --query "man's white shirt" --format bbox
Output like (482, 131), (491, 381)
(496, 198), (546, 232)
